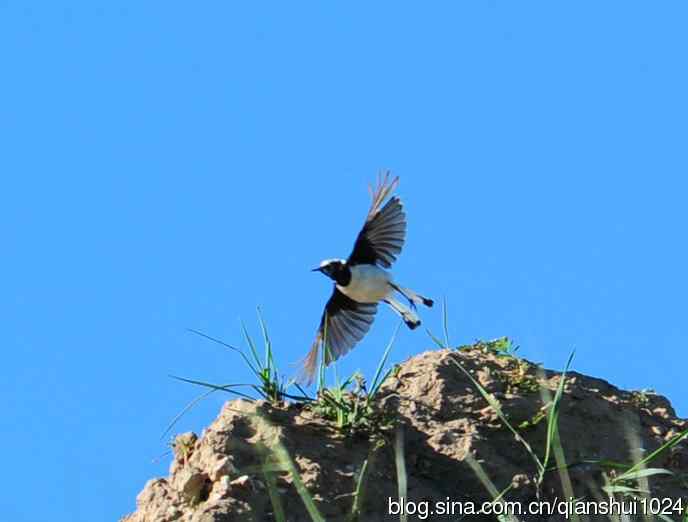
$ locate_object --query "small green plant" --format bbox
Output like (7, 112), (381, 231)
(501, 358), (540, 393)
(162, 308), (311, 439)
(460, 336), (519, 357)
(181, 308), (311, 403)
(630, 388), (655, 409)
(172, 432), (197, 466)
(311, 371), (370, 430)
(309, 323), (401, 434)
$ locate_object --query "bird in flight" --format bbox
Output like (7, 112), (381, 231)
(299, 172), (433, 383)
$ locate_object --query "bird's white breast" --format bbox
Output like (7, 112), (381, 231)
(338, 264), (392, 303)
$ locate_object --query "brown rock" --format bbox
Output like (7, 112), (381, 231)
(122, 347), (687, 522)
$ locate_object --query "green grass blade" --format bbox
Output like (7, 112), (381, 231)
(369, 322), (402, 397)
(245, 411), (325, 522)
(240, 320), (263, 371)
(536, 354), (579, 522)
(584, 458), (632, 471)
(425, 328), (445, 349)
(168, 375), (256, 400)
(262, 456), (287, 522)
(602, 484), (650, 495)
(464, 452), (518, 522)
(318, 390), (350, 413)
(160, 387), (218, 440)
(271, 442), (325, 522)
(187, 328), (260, 377)
(539, 350), (575, 483)
(451, 358), (544, 475)
(349, 459), (369, 521)
(478, 483), (515, 518)
(293, 382), (313, 400)
(256, 306), (274, 371)
(442, 296), (450, 348)
(464, 451), (501, 499)
(332, 354), (340, 389)
(617, 426), (688, 481)
(394, 426), (408, 522)
(372, 367), (394, 397)
(616, 468), (673, 481)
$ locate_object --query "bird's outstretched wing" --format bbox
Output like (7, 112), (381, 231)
(347, 171), (406, 268)
(299, 287), (378, 384)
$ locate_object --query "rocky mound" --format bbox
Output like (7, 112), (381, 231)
(122, 347), (687, 521)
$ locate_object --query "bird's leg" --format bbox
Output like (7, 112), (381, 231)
(389, 282), (434, 309)
(383, 297), (421, 329)
(388, 282), (416, 309)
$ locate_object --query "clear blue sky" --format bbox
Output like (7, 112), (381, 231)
(2, 2), (687, 521)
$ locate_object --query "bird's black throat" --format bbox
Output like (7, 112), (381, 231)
(322, 262), (352, 286)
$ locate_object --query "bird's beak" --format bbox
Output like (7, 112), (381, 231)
(311, 267), (323, 272)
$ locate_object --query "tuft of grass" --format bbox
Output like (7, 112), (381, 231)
(309, 323), (401, 433)
(184, 308), (311, 403)
(163, 309), (311, 438)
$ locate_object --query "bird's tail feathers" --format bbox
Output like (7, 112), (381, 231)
(297, 333), (321, 385)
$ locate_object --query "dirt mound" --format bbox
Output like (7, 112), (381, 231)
(122, 347), (687, 521)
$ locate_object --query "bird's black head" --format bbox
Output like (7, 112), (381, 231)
(312, 259), (351, 286)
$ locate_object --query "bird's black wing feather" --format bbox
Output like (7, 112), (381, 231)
(322, 289), (377, 363)
(298, 287), (377, 383)
(347, 172), (406, 268)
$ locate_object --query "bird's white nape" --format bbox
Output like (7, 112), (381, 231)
(319, 258), (347, 268)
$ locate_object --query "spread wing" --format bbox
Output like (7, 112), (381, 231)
(298, 287), (378, 384)
(347, 172), (406, 268)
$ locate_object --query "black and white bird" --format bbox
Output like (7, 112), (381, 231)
(300, 172), (433, 383)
